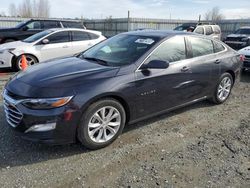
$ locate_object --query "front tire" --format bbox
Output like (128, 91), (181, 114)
(14, 54), (38, 71)
(210, 73), (233, 104)
(77, 99), (126, 149)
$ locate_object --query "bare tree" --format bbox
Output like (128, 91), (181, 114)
(204, 7), (225, 22)
(37, 0), (50, 18)
(9, 0), (50, 18)
(9, 3), (18, 17)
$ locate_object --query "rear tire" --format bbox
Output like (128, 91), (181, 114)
(77, 99), (126, 150)
(210, 73), (233, 104)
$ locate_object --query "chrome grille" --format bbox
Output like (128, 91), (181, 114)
(2, 91), (23, 128)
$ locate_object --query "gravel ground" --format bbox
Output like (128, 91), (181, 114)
(0, 71), (249, 188)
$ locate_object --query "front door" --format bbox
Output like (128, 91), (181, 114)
(36, 31), (73, 62)
(134, 36), (196, 118)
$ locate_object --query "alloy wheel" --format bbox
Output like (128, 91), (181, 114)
(217, 77), (232, 101)
(87, 106), (121, 143)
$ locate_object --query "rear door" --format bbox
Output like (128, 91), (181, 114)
(185, 36), (219, 99)
(71, 31), (96, 53)
(36, 31), (72, 62)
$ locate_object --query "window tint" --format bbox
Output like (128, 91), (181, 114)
(148, 36), (186, 63)
(89, 33), (99, 39)
(205, 26), (213, 35)
(235, 29), (250, 34)
(213, 41), (225, 53)
(43, 21), (59, 29)
(62, 21), (83, 28)
(47, 31), (70, 44)
(194, 27), (204, 34)
(82, 34), (159, 66)
(26, 21), (41, 29)
(189, 37), (214, 57)
(213, 26), (221, 34)
(72, 31), (90, 41)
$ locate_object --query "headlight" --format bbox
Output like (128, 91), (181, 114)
(21, 96), (73, 109)
(0, 48), (15, 54)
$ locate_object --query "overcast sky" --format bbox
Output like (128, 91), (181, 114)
(1, 0), (250, 20)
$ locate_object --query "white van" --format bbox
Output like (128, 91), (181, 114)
(193, 25), (222, 40)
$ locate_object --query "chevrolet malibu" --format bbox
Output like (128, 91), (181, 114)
(2, 31), (242, 149)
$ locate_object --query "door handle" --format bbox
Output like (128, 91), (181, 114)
(62, 45), (69, 48)
(181, 66), (190, 72)
(214, 59), (221, 64)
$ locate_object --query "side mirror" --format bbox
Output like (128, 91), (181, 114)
(140, 60), (169, 70)
(22, 26), (28, 31)
(42, 39), (50, 44)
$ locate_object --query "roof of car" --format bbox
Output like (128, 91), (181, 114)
(125, 30), (195, 38)
(240, 26), (250, 29)
(46, 28), (102, 35)
(29, 18), (81, 23)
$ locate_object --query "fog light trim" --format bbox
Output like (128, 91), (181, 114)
(25, 122), (56, 133)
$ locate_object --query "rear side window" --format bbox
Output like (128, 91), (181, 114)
(89, 33), (99, 39)
(62, 21), (83, 28)
(213, 26), (221, 34)
(205, 26), (213, 35)
(194, 27), (204, 35)
(47, 31), (70, 44)
(213, 41), (225, 53)
(72, 31), (91, 41)
(149, 36), (186, 63)
(43, 21), (60, 29)
(189, 37), (214, 57)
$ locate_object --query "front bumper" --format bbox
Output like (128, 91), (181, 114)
(0, 51), (14, 68)
(2, 90), (81, 145)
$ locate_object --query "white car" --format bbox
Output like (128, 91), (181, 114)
(238, 46), (250, 70)
(0, 28), (106, 70)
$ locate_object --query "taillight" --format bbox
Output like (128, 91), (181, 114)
(240, 54), (245, 62)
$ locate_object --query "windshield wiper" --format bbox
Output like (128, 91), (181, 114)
(83, 56), (108, 66)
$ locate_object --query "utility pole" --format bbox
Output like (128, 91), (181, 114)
(127, 10), (130, 31)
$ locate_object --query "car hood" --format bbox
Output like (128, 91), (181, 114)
(238, 46), (250, 56)
(0, 27), (18, 32)
(0, 40), (31, 50)
(15, 57), (120, 88)
(227, 34), (250, 38)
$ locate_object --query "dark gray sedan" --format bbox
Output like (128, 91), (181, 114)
(3, 30), (242, 149)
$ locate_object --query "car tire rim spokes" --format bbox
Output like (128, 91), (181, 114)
(88, 106), (121, 143)
(217, 77), (232, 101)
(18, 56), (36, 70)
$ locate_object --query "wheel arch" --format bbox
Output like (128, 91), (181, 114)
(80, 93), (131, 124)
(225, 70), (235, 84)
(11, 53), (39, 68)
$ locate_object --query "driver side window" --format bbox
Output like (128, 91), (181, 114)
(26, 21), (41, 30)
(147, 36), (186, 63)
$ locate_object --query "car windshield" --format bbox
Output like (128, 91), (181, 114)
(23, 30), (53, 43)
(15, 21), (28, 28)
(80, 34), (160, 66)
(235, 29), (250, 35)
